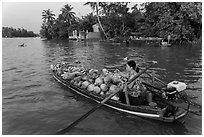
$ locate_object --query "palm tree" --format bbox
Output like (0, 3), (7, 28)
(42, 9), (55, 25)
(41, 9), (55, 39)
(84, 2), (109, 39)
(59, 4), (76, 26)
(58, 4), (76, 39)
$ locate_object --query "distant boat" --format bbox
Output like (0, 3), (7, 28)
(160, 42), (172, 47)
(111, 42), (121, 45)
(109, 38), (122, 45)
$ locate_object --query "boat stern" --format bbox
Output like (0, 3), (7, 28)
(158, 107), (188, 122)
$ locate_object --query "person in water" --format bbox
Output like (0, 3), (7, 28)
(119, 60), (147, 105)
(18, 43), (25, 47)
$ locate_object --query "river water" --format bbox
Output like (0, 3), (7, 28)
(2, 38), (202, 135)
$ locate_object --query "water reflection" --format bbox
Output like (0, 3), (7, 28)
(2, 38), (202, 135)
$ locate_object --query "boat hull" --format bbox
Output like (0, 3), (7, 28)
(52, 71), (188, 122)
(160, 43), (172, 47)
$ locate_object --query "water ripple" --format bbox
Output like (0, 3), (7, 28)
(2, 38), (202, 135)
(3, 67), (18, 72)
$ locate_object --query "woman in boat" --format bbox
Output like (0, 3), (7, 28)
(119, 60), (148, 105)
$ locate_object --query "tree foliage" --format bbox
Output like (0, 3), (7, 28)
(41, 9), (56, 39)
(40, 2), (202, 43)
(2, 27), (38, 37)
(84, 2), (109, 39)
(40, 5), (76, 39)
(141, 2), (202, 42)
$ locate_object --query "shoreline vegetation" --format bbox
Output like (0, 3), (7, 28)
(2, 27), (39, 38)
(2, 2), (201, 44)
(39, 2), (201, 44)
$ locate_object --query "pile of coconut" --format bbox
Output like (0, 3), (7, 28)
(53, 63), (129, 99)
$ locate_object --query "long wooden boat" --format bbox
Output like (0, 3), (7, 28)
(51, 63), (188, 122)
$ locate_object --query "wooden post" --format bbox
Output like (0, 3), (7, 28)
(152, 71), (155, 86)
(167, 35), (171, 44)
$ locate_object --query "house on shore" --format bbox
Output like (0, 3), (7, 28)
(69, 23), (102, 41)
(86, 23), (101, 40)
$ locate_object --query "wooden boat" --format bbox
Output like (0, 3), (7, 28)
(51, 63), (189, 122)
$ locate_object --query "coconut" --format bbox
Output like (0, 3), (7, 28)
(92, 72), (99, 79)
(88, 69), (94, 74)
(81, 81), (90, 89)
(100, 84), (108, 92)
(82, 75), (88, 81)
(87, 84), (95, 92)
(70, 80), (75, 84)
(95, 77), (103, 86)
(72, 67), (80, 72)
(57, 69), (63, 76)
(114, 69), (120, 73)
(118, 82), (124, 90)
(100, 91), (105, 97)
(105, 91), (111, 96)
(73, 76), (82, 82)
(70, 67), (74, 72)
(63, 68), (69, 72)
(77, 81), (82, 87)
(104, 76), (111, 84)
(109, 84), (118, 93)
(74, 81), (78, 86)
(88, 78), (94, 84)
(50, 64), (54, 70)
(111, 95), (119, 101)
(68, 66), (72, 72)
(111, 76), (121, 84)
(102, 68), (109, 76)
(62, 72), (73, 80)
(93, 86), (101, 94)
